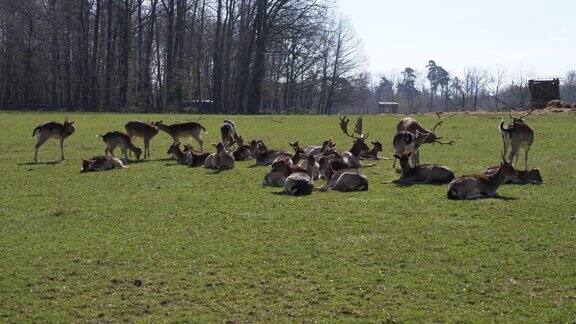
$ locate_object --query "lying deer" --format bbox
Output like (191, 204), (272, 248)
(447, 157), (518, 200)
(262, 159), (308, 188)
(32, 118), (76, 162)
(500, 108), (535, 170)
(204, 143), (235, 171)
(320, 159), (369, 192)
(101, 131), (142, 161)
(167, 142), (211, 167)
(81, 155), (126, 173)
(269, 159), (313, 196)
(232, 135), (253, 161)
(338, 117), (376, 168)
(153, 120), (207, 152)
(393, 117), (454, 167)
(360, 141), (383, 160)
(484, 165), (543, 185)
(394, 153), (454, 185)
(253, 141), (293, 166)
(304, 138), (336, 156)
(125, 120), (158, 159)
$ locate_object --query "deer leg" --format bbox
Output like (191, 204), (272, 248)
(197, 136), (204, 153)
(34, 136), (48, 162)
(509, 146), (519, 168)
(524, 146), (530, 171)
(121, 146), (128, 162)
(411, 150), (420, 167)
(59, 138), (65, 160)
(144, 138), (150, 158)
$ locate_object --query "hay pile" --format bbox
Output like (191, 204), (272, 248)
(546, 99), (575, 109)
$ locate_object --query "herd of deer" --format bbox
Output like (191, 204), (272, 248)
(31, 109), (542, 199)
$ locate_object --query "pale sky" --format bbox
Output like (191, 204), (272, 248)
(338, 0), (576, 78)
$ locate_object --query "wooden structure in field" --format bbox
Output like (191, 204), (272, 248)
(378, 102), (399, 114)
(529, 79), (560, 108)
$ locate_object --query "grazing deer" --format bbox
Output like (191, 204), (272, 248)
(447, 157), (518, 200)
(393, 117), (454, 167)
(81, 155), (126, 173)
(220, 119), (240, 145)
(484, 165), (543, 185)
(124, 121), (158, 159)
(204, 143), (235, 171)
(320, 159), (369, 192)
(153, 120), (207, 152)
(101, 131), (142, 161)
(232, 135), (253, 161)
(500, 109), (535, 170)
(32, 118), (76, 162)
(395, 153), (454, 185)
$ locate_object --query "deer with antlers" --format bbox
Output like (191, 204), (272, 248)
(393, 117), (454, 168)
(32, 118), (76, 162)
(338, 116), (377, 168)
(500, 108), (535, 171)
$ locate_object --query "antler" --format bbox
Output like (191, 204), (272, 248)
(518, 108), (536, 120)
(339, 116), (368, 140)
(431, 121), (443, 133)
(433, 139), (455, 145)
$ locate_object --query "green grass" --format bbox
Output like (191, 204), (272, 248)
(0, 111), (575, 322)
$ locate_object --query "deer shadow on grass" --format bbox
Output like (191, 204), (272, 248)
(19, 161), (62, 166)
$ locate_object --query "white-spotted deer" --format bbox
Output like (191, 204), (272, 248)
(500, 109), (535, 170)
(124, 121), (158, 158)
(81, 155), (126, 173)
(395, 152), (454, 185)
(101, 131), (142, 161)
(447, 156), (518, 200)
(32, 118), (76, 162)
(153, 120), (207, 152)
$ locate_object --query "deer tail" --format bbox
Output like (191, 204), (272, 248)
(201, 125), (207, 134)
(32, 126), (40, 137)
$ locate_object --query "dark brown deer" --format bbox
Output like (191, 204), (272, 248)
(447, 157), (518, 200)
(220, 119), (240, 145)
(500, 108), (535, 170)
(32, 118), (76, 162)
(167, 142), (211, 167)
(125, 121), (158, 159)
(232, 135), (253, 161)
(393, 117), (454, 167)
(395, 152), (454, 185)
(101, 131), (142, 161)
(484, 165), (543, 185)
(262, 159), (307, 188)
(81, 155), (126, 173)
(360, 141), (383, 160)
(253, 141), (293, 166)
(153, 120), (207, 152)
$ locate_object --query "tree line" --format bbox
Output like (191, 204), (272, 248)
(0, 0), (367, 114)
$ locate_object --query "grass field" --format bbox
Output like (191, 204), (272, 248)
(0, 111), (575, 322)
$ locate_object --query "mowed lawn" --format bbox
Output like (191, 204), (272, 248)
(0, 111), (575, 322)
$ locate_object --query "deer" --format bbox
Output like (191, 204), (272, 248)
(262, 158), (308, 188)
(167, 142), (211, 167)
(100, 131), (142, 161)
(304, 138), (336, 156)
(232, 135), (253, 161)
(319, 158), (369, 192)
(253, 141), (293, 166)
(124, 120), (158, 159)
(394, 152), (454, 185)
(447, 155), (518, 200)
(393, 117), (454, 168)
(32, 118), (76, 162)
(203, 143), (235, 171)
(220, 119), (240, 145)
(153, 120), (207, 152)
(360, 141), (383, 160)
(483, 165), (543, 185)
(81, 155), (126, 173)
(500, 108), (535, 171)
(338, 116), (376, 168)
(268, 159), (313, 196)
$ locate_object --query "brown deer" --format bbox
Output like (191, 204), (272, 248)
(360, 141), (383, 160)
(153, 120), (207, 152)
(167, 142), (211, 167)
(253, 141), (293, 166)
(220, 119), (240, 145)
(447, 157), (518, 200)
(203, 143), (235, 170)
(124, 121), (158, 159)
(32, 118), (76, 162)
(484, 165), (543, 185)
(232, 135), (253, 161)
(393, 117), (454, 167)
(338, 116), (376, 168)
(269, 158), (313, 196)
(320, 159), (369, 192)
(500, 109), (535, 170)
(395, 152), (454, 185)
(262, 159), (307, 188)
(101, 131), (142, 161)
(81, 155), (126, 173)
(304, 138), (336, 156)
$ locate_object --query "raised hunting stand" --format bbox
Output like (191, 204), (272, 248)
(529, 79), (560, 108)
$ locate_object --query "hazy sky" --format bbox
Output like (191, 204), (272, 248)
(338, 0), (576, 78)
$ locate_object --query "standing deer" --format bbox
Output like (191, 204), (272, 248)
(220, 119), (240, 145)
(393, 117), (454, 167)
(101, 131), (142, 161)
(81, 155), (126, 173)
(500, 109), (535, 170)
(32, 118), (76, 162)
(153, 120), (207, 152)
(125, 121), (158, 159)
(447, 156), (518, 200)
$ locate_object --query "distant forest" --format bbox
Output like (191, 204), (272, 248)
(1, 0), (575, 114)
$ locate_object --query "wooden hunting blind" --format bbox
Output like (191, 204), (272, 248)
(378, 102), (399, 114)
(529, 78), (560, 108)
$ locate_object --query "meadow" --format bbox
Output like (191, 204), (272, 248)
(0, 111), (575, 322)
